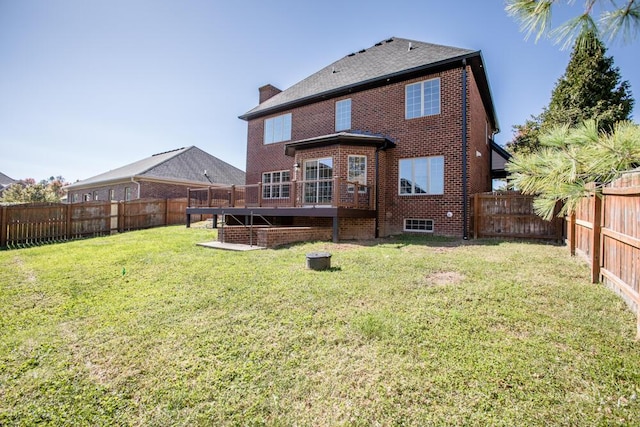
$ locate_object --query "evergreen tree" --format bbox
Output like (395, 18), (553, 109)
(508, 32), (633, 153)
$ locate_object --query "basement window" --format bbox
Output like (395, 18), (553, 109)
(404, 218), (434, 233)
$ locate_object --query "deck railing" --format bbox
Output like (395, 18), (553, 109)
(188, 179), (374, 210)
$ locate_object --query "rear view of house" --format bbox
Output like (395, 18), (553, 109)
(188, 37), (504, 243)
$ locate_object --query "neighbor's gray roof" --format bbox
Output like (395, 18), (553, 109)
(240, 37), (480, 120)
(0, 172), (16, 187)
(65, 146), (245, 190)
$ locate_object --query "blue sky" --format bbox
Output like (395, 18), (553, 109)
(0, 0), (638, 182)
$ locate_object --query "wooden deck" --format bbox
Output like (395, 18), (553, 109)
(186, 179), (377, 242)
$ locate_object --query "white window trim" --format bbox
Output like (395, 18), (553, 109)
(404, 218), (434, 233)
(347, 154), (367, 193)
(262, 170), (291, 199)
(398, 156), (444, 196)
(335, 98), (352, 131)
(405, 77), (441, 119)
(264, 113), (292, 144)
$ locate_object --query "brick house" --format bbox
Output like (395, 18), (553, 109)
(65, 146), (245, 203)
(188, 37), (505, 243)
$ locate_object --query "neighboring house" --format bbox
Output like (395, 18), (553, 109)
(0, 172), (18, 197)
(64, 146), (245, 203)
(189, 37), (508, 241)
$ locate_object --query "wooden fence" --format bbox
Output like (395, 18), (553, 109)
(471, 191), (564, 241)
(566, 170), (640, 337)
(0, 198), (202, 249)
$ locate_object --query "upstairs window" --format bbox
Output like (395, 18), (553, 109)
(399, 156), (444, 195)
(405, 78), (440, 119)
(335, 99), (351, 131)
(264, 113), (292, 144)
(262, 170), (291, 199)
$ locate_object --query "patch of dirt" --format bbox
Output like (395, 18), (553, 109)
(425, 271), (465, 286)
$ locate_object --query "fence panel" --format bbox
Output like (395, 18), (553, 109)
(600, 172), (640, 335)
(69, 201), (112, 239)
(0, 198), (194, 249)
(120, 198), (167, 231)
(3, 203), (68, 247)
(565, 170), (640, 337)
(471, 192), (563, 241)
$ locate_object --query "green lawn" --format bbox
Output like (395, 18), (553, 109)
(1, 226), (639, 426)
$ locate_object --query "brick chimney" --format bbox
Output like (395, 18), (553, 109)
(259, 84), (282, 103)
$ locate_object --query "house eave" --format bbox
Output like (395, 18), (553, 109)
(64, 175), (227, 192)
(284, 132), (396, 157)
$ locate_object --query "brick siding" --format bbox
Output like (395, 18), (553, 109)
(67, 179), (193, 203)
(219, 225), (331, 248)
(244, 64), (495, 239)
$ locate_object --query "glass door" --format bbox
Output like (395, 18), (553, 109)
(304, 158), (333, 204)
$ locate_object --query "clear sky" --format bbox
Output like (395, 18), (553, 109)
(0, 0), (638, 183)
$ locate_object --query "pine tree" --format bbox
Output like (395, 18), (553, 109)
(541, 32), (633, 131)
(505, 0), (640, 50)
(506, 120), (640, 220)
(507, 32), (633, 153)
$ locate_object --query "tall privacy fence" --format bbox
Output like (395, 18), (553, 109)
(565, 170), (640, 338)
(0, 198), (205, 249)
(470, 191), (564, 242)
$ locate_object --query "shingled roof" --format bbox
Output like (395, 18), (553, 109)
(240, 36), (497, 130)
(0, 172), (16, 188)
(65, 146), (245, 190)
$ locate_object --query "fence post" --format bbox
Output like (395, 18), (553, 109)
(569, 213), (576, 256)
(257, 182), (263, 207)
(229, 185), (236, 207)
(0, 206), (7, 248)
(591, 194), (602, 283)
(65, 204), (72, 241)
(118, 201), (125, 233)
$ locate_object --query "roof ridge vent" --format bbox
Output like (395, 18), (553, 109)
(358, 48), (366, 53)
(152, 147), (185, 157)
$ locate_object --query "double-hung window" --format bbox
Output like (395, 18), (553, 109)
(262, 170), (290, 199)
(399, 156), (444, 195)
(264, 113), (292, 144)
(335, 99), (351, 131)
(405, 78), (440, 119)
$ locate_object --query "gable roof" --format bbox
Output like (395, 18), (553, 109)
(240, 36), (498, 131)
(0, 172), (16, 188)
(65, 146), (245, 190)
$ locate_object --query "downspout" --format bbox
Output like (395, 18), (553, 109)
(131, 177), (141, 200)
(461, 59), (468, 240)
(375, 148), (380, 238)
